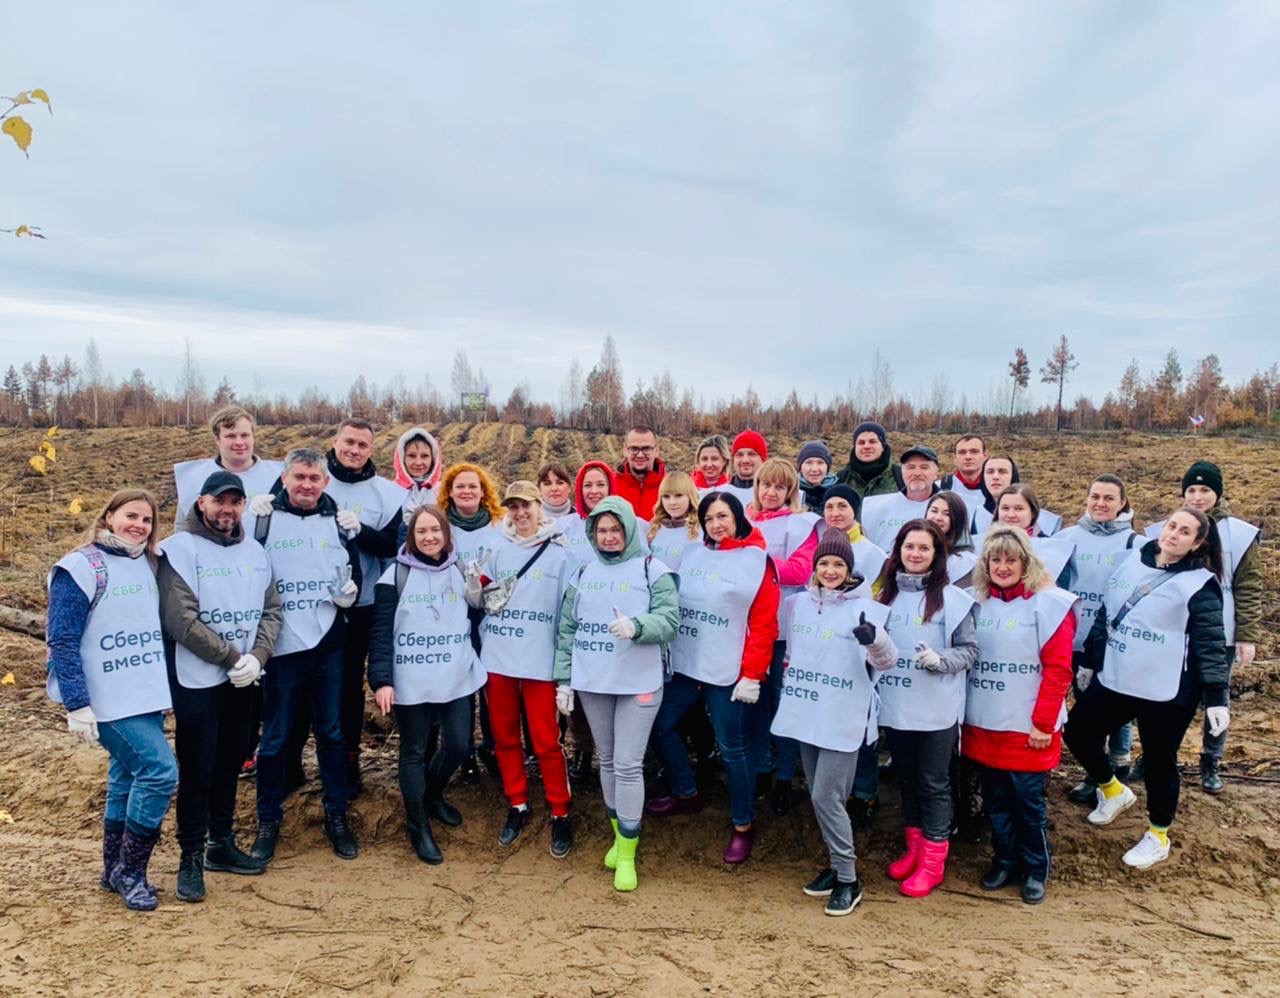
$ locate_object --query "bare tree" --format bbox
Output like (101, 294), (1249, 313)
(179, 336), (204, 428)
(1008, 347), (1030, 428)
(84, 337), (104, 426)
(869, 349), (894, 414)
(1039, 335), (1078, 431)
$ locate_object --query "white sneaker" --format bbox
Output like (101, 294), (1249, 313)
(1087, 784), (1136, 825)
(1123, 831), (1171, 869)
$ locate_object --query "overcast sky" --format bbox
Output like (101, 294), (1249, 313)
(3, 2), (1278, 411)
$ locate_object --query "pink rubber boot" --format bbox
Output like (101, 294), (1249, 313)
(887, 827), (923, 881)
(900, 838), (949, 898)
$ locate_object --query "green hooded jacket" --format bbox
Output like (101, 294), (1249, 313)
(553, 496), (679, 682)
(1209, 498), (1263, 645)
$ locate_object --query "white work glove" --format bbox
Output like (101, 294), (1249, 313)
(914, 642), (942, 672)
(1235, 643), (1256, 668)
(248, 493), (274, 516)
(228, 654), (262, 688)
(328, 564), (358, 608)
(67, 706), (99, 745)
(608, 606), (637, 640)
(730, 678), (760, 704)
(336, 509), (362, 535)
(1076, 668), (1094, 692)
(555, 684), (575, 716)
(1206, 706), (1230, 738)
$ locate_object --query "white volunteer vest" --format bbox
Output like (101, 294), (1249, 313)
(947, 550), (978, 586)
(400, 482), (438, 519)
(1097, 555), (1213, 702)
(1058, 524), (1138, 652)
(1033, 535), (1075, 584)
(173, 457), (284, 526)
(772, 593), (889, 752)
(450, 520), (502, 571)
(853, 537), (888, 590)
(648, 524), (694, 573)
(721, 482), (756, 508)
(1038, 508), (1063, 536)
(970, 504), (995, 537)
(879, 585), (977, 731)
(672, 541), (768, 687)
(557, 514), (593, 570)
(755, 511), (819, 624)
(569, 554), (671, 695)
(861, 492), (931, 551)
(946, 476), (986, 512)
(479, 535), (570, 681)
(966, 587), (1077, 733)
(253, 509), (349, 655)
(1145, 516), (1256, 644)
(159, 532), (273, 689)
(46, 550), (170, 723)
(325, 475), (408, 607)
(380, 561), (485, 704)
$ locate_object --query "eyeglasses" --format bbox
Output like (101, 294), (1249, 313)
(626, 446), (655, 455)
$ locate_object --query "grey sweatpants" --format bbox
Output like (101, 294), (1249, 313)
(799, 742), (860, 883)
(578, 687), (664, 834)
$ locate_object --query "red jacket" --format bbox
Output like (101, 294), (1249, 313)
(702, 528), (781, 683)
(574, 460), (615, 518)
(961, 582), (1076, 773)
(612, 458), (666, 520)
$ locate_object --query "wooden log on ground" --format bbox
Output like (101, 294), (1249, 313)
(0, 604), (45, 639)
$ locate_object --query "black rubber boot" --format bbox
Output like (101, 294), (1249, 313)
(176, 851), (206, 903)
(109, 825), (162, 912)
(404, 797), (442, 864)
(324, 813), (359, 859)
(249, 820), (281, 864)
(1200, 754), (1224, 795)
(101, 818), (125, 892)
(205, 834), (267, 875)
(425, 773), (462, 827)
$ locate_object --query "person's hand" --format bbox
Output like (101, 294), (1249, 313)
(329, 564), (358, 608)
(248, 493), (274, 517)
(336, 509), (362, 535)
(555, 684), (575, 716)
(228, 654), (262, 687)
(730, 678), (760, 704)
(1076, 668), (1094, 692)
(1027, 724), (1052, 749)
(914, 642), (942, 671)
(852, 612), (876, 646)
(1206, 706), (1230, 738)
(67, 706), (99, 745)
(608, 606), (637, 640)
(375, 686), (396, 715)
(1235, 643), (1256, 668)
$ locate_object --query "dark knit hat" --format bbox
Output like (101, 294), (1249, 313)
(796, 439), (832, 471)
(732, 429), (768, 461)
(852, 421), (888, 449)
(821, 483), (862, 520)
(1181, 460), (1223, 499)
(813, 526), (855, 571)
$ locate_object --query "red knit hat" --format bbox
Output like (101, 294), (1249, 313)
(732, 429), (768, 461)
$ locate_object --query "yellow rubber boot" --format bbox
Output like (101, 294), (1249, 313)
(613, 831), (639, 892)
(603, 818), (620, 871)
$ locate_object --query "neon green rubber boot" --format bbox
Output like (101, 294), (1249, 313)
(603, 817), (620, 871)
(613, 831), (639, 892)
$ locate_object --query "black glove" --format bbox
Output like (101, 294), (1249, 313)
(852, 611), (876, 646)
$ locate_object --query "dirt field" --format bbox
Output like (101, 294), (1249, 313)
(2, 426), (1279, 995)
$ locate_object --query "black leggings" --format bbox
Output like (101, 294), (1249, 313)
(887, 725), (958, 843)
(394, 697), (472, 801)
(1063, 681), (1197, 828)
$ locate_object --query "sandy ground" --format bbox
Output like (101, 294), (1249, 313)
(2, 628), (1279, 997)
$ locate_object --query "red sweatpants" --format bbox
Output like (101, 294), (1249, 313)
(486, 673), (571, 816)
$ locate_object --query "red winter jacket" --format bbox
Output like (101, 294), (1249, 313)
(961, 581), (1076, 773)
(701, 528), (781, 683)
(613, 458), (666, 520)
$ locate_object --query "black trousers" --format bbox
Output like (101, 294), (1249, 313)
(395, 698), (472, 800)
(1064, 680), (1197, 828)
(979, 766), (1051, 880)
(169, 672), (255, 853)
(887, 725), (958, 843)
(341, 604), (375, 756)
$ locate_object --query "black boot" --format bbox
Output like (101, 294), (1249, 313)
(1067, 778), (1098, 805)
(101, 818), (125, 892)
(346, 752), (363, 801)
(980, 860), (1020, 891)
(771, 778), (794, 816)
(109, 825), (161, 912)
(1200, 754), (1224, 795)
(425, 773), (462, 827)
(176, 851), (206, 903)
(205, 833), (267, 875)
(549, 814), (573, 859)
(404, 797), (442, 864)
(250, 820), (281, 863)
(324, 813), (359, 859)
(499, 805), (528, 846)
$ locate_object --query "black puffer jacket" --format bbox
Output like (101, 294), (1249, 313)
(1084, 540), (1228, 707)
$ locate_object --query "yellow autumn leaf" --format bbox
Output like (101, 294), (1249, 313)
(3, 91), (32, 106)
(40, 439), (57, 461)
(2, 116), (32, 157)
(0, 809), (13, 824)
(30, 89), (52, 114)
(68, 497), (83, 515)
(28, 454), (47, 474)
(45, 426), (59, 438)
(1, 672), (14, 685)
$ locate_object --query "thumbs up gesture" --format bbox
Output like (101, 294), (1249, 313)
(607, 605), (637, 640)
(852, 611), (877, 646)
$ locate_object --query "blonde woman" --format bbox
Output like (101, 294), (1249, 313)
(647, 471), (701, 573)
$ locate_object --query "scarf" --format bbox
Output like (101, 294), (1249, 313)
(540, 497), (572, 518)
(1075, 509), (1135, 536)
(503, 513), (561, 547)
(848, 450), (891, 483)
(95, 529), (147, 559)
(448, 506), (492, 532)
(327, 448), (375, 484)
(842, 521), (866, 545)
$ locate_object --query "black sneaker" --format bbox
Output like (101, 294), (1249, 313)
(176, 852), (206, 903)
(205, 834), (267, 875)
(803, 867), (838, 898)
(1067, 779), (1098, 805)
(549, 815), (573, 859)
(771, 778), (794, 816)
(249, 821), (280, 863)
(825, 879), (862, 916)
(324, 814), (359, 860)
(238, 755), (258, 780)
(499, 806), (527, 846)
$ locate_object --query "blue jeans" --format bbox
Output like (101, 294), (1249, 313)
(747, 641), (798, 781)
(1108, 720), (1133, 767)
(978, 766), (1051, 880)
(256, 640), (348, 821)
(97, 711), (178, 832)
(652, 672), (756, 827)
